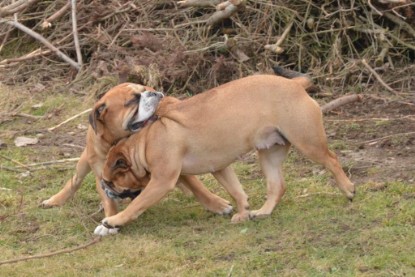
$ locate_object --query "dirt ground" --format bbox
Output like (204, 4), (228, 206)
(323, 94), (415, 186)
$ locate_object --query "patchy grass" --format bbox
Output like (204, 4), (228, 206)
(1, 85), (414, 276)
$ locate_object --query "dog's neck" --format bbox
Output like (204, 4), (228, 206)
(155, 96), (181, 117)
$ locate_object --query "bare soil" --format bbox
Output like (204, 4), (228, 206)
(324, 95), (415, 185)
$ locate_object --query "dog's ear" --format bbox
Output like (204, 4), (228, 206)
(89, 103), (106, 133)
(124, 93), (141, 107)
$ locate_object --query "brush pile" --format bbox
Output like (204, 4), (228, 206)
(0, 0), (414, 95)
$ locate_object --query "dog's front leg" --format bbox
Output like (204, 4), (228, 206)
(41, 149), (90, 208)
(212, 166), (250, 223)
(179, 175), (233, 215)
(97, 172), (180, 234)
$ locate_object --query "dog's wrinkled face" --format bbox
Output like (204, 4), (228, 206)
(101, 140), (149, 197)
(88, 83), (163, 142)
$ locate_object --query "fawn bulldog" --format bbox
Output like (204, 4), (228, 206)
(40, 83), (232, 236)
(99, 72), (355, 231)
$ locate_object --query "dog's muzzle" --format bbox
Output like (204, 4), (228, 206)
(100, 179), (142, 200)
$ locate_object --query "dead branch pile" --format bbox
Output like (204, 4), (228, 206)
(0, 0), (414, 94)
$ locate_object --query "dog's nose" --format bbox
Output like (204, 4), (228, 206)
(149, 91), (164, 98)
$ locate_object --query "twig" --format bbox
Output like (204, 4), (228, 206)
(326, 115), (415, 122)
(178, 0), (221, 8)
(0, 0), (40, 17)
(0, 25), (12, 53)
(361, 59), (399, 96)
(71, 0), (83, 67)
(297, 192), (341, 198)
(367, 0), (383, 16)
(206, 1), (242, 26)
(383, 11), (415, 38)
(15, 158), (80, 168)
(0, 237), (101, 266)
(0, 154), (30, 170)
(321, 94), (363, 113)
(48, 108), (92, 132)
(42, 1), (71, 29)
(0, 50), (52, 65)
(0, 165), (26, 173)
(0, 20), (80, 70)
(264, 20), (294, 54)
(363, 131), (415, 145)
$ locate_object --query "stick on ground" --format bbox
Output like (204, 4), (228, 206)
(0, 237), (101, 266)
(321, 94), (363, 113)
(48, 108), (92, 131)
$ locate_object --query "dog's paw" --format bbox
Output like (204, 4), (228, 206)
(94, 224), (119, 236)
(249, 210), (271, 220)
(39, 199), (56, 209)
(231, 211), (250, 223)
(219, 205), (233, 215)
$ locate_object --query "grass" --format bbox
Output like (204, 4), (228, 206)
(1, 85), (415, 276)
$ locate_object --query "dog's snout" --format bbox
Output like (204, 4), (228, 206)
(100, 179), (113, 189)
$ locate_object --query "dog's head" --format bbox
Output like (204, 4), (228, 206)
(101, 138), (149, 200)
(89, 83), (164, 142)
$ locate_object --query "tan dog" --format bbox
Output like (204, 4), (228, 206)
(99, 73), (355, 230)
(40, 83), (232, 235)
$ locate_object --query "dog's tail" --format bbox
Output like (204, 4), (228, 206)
(272, 65), (314, 91)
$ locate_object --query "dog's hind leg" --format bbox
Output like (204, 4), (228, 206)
(212, 166), (250, 223)
(280, 103), (355, 199)
(250, 144), (290, 219)
(299, 145), (355, 200)
(40, 149), (91, 208)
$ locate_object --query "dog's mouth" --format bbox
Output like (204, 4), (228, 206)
(127, 107), (143, 132)
(127, 108), (158, 132)
(100, 179), (142, 200)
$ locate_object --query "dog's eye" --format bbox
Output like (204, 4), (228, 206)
(125, 93), (141, 107)
(112, 158), (128, 170)
(95, 104), (106, 119)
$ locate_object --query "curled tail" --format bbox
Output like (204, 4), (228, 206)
(272, 65), (314, 91)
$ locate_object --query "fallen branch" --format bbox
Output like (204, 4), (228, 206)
(1, 20), (80, 70)
(48, 108), (92, 131)
(361, 59), (399, 96)
(0, 237), (101, 266)
(177, 0), (221, 8)
(71, 0), (83, 67)
(15, 158), (80, 168)
(321, 94), (363, 113)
